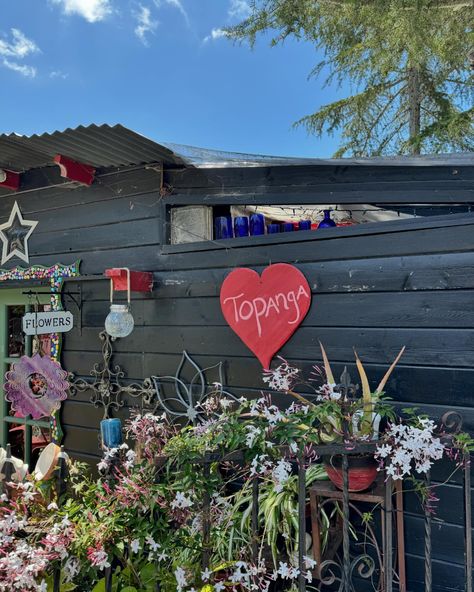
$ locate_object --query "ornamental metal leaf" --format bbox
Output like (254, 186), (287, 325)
(151, 350), (240, 424)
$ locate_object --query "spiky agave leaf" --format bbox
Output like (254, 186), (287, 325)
(319, 341), (335, 384)
(375, 346), (406, 395)
(354, 349), (373, 435)
(354, 349), (371, 406)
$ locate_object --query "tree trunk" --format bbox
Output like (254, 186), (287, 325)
(408, 66), (421, 155)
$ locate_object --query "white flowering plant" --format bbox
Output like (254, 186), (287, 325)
(0, 348), (472, 592)
(260, 346), (473, 512)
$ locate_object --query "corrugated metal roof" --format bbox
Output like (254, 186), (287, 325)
(0, 123), (472, 173)
(0, 124), (186, 171)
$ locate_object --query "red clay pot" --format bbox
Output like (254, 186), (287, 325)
(324, 454), (378, 492)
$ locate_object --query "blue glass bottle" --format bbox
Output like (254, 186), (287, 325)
(100, 418), (123, 448)
(214, 216), (233, 239)
(299, 220), (312, 231)
(234, 216), (249, 237)
(249, 213), (265, 236)
(282, 222), (294, 232)
(268, 223), (280, 234)
(318, 210), (337, 228)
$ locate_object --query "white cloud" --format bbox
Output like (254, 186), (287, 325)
(228, 0), (251, 19)
(0, 29), (39, 77)
(2, 59), (36, 78)
(50, 70), (69, 79)
(50, 0), (113, 23)
(134, 5), (159, 45)
(203, 28), (228, 43)
(153, 0), (189, 26)
(203, 1), (250, 43)
(0, 28), (39, 59)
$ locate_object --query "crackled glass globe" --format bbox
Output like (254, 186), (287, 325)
(105, 304), (134, 338)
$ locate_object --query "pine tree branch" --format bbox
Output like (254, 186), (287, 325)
(359, 84), (408, 153)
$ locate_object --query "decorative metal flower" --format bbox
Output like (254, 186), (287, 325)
(4, 354), (69, 419)
(151, 350), (239, 424)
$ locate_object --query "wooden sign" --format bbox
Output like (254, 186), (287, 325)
(22, 311), (73, 335)
(220, 263), (312, 369)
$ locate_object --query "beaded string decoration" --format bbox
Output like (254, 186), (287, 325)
(0, 261), (81, 442)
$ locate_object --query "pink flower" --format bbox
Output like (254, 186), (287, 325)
(87, 546), (110, 570)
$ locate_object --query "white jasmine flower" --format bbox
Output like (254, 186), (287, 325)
(171, 491), (193, 509)
(64, 557), (80, 582)
(201, 567), (212, 581)
(245, 425), (261, 447)
(97, 460), (108, 472)
(277, 561), (291, 579)
(377, 420), (445, 480)
(174, 566), (187, 591)
(263, 361), (299, 391)
(272, 459), (292, 493)
(146, 535), (160, 551)
(130, 539), (140, 553)
(220, 397), (232, 409)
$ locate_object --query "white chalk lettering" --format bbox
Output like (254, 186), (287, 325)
(223, 293), (245, 322)
(223, 283), (310, 336)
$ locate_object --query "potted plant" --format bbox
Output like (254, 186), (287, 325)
(1, 355), (471, 591)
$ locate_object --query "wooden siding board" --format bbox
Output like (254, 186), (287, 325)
(152, 254), (474, 297)
(30, 217), (161, 256)
(26, 245), (161, 275)
(63, 325), (474, 368)
(0, 167), (161, 218)
(79, 290), (474, 329)
(165, 164), (474, 190)
(62, 348), (474, 408)
(30, 193), (161, 232)
(67, 251), (474, 300)
(404, 554), (470, 592)
(166, 185), (474, 205)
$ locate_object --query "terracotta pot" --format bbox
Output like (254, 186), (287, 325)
(324, 454), (378, 492)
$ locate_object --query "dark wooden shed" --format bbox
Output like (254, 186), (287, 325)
(0, 124), (472, 591)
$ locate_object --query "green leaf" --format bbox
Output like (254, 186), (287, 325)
(91, 580), (106, 592)
(139, 563), (157, 582)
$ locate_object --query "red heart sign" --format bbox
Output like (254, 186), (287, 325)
(220, 263), (312, 369)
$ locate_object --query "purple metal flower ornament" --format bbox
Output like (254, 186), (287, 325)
(4, 354), (69, 419)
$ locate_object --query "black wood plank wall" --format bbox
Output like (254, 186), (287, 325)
(0, 161), (473, 590)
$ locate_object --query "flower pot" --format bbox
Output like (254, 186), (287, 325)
(324, 454), (378, 492)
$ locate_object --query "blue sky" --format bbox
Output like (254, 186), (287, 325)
(0, 0), (343, 157)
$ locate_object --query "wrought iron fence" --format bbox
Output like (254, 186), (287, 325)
(2, 428), (470, 592)
(1, 333), (471, 592)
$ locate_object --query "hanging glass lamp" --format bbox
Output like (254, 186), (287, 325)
(105, 268), (135, 338)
